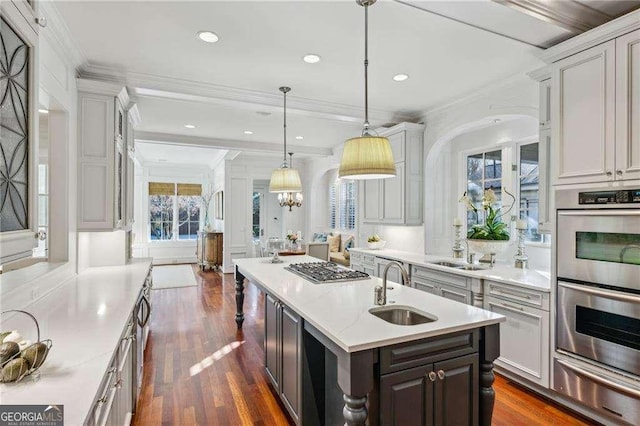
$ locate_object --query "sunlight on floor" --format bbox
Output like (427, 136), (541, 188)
(189, 340), (245, 376)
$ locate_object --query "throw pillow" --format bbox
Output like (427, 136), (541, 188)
(312, 232), (328, 242)
(328, 234), (341, 253)
(342, 236), (354, 259)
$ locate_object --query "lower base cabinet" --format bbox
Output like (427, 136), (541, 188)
(380, 353), (479, 426)
(265, 293), (302, 424)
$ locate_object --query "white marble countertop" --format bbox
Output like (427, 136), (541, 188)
(350, 248), (551, 292)
(234, 256), (504, 353)
(0, 259), (152, 426)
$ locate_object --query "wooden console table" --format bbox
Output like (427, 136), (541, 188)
(197, 231), (223, 271)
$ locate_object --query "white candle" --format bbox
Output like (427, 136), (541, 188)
(453, 218), (462, 226)
(516, 219), (527, 230)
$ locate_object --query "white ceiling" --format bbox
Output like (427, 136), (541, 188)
(54, 0), (638, 159)
(135, 141), (226, 168)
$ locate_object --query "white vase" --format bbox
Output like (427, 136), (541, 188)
(466, 239), (510, 255)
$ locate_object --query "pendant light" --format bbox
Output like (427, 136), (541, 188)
(277, 153), (304, 211)
(339, 0), (396, 180)
(269, 87), (303, 206)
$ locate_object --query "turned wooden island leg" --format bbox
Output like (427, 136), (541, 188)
(343, 394), (368, 426)
(479, 323), (500, 426)
(234, 267), (245, 329)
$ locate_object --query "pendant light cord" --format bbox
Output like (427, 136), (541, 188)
(363, 2), (370, 135)
(279, 86), (291, 167)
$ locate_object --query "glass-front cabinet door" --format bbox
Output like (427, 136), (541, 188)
(0, 6), (39, 264)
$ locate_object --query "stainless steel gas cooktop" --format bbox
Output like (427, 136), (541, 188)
(285, 262), (370, 284)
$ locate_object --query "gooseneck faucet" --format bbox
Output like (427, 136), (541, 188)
(462, 240), (476, 265)
(619, 244), (640, 263)
(374, 261), (409, 306)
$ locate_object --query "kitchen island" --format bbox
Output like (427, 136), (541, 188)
(234, 256), (504, 425)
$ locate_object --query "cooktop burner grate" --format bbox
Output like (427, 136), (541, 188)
(285, 262), (370, 284)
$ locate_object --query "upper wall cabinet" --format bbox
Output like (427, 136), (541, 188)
(360, 123), (424, 226)
(77, 79), (136, 231)
(551, 29), (640, 184)
(0, 3), (39, 264)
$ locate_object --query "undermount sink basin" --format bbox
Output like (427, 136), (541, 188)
(369, 306), (437, 326)
(430, 261), (463, 267)
(454, 265), (488, 271)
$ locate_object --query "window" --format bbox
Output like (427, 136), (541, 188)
(518, 143), (542, 243)
(149, 182), (201, 241)
(329, 176), (356, 231)
(466, 150), (502, 228)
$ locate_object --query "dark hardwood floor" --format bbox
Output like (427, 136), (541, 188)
(133, 265), (591, 426)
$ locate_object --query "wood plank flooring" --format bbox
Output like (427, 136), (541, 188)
(132, 266), (592, 426)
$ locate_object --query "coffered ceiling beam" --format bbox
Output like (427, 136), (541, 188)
(135, 131), (332, 157)
(491, 0), (612, 34)
(80, 64), (417, 126)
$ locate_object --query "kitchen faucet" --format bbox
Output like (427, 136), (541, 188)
(619, 244), (640, 263)
(374, 261), (409, 306)
(462, 240), (476, 265)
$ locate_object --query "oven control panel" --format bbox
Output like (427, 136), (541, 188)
(578, 189), (640, 204)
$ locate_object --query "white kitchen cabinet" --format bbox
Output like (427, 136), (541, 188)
(77, 79), (138, 231)
(410, 265), (477, 306)
(552, 40), (616, 185)
(615, 29), (640, 181)
(125, 105), (140, 228)
(484, 281), (549, 388)
(537, 128), (553, 234)
(539, 79), (552, 130)
(360, 123), (424, 226)
(0, 2), (40, 264)
(550, 32), (640, 185)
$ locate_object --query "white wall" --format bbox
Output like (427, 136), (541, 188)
(132, 163), (213, 265)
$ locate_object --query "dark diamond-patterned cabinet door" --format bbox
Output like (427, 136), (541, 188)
(0, 17), (30, 232)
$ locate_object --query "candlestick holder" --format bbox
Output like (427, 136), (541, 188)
(452, 224), (464, 259)
(514, 227), (528, 268)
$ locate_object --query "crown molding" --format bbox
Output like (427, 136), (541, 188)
(538, 9), (640, 64)
(527, 65), (551, 82)
(38, 1), (87, 69)
(420, 70), (538, 120)
(127, 104), (142, 128)
(78, 64), (417, 126)
(135, 131), (332, 157)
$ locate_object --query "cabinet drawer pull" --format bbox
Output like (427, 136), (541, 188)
(493, 287), (532, 299)
(501, 302), (524, 311)
(427, 371), (436, 382)
(437, 370), (445, 380)
(616, 170), (623, 176)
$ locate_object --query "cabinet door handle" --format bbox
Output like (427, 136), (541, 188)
(427, 371), (436, 382)
(437, 370), (445, 380)
(616, 170), (623, 176)
(606, 171), (613, 177)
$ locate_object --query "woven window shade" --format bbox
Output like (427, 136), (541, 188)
(177, 183), (202, 196)
(149, 182), (175, 196)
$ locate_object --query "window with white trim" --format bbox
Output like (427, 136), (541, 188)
(149, 182), (201, 241)
(517, 142), (542, 243)
(465, 149), (503, 228)
(329, 175), (356, 231)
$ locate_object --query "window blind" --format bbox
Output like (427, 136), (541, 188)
(177, 183), (202, 196)
(148, 182), (175, 196)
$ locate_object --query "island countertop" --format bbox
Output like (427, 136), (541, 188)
(234, 256), (504, 353)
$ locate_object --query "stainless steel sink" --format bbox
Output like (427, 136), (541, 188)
(430, 261), (464, 268)
(454, 265), (488, 271)
(369, 306), (437, 326)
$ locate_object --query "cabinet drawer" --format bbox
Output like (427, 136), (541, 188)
(350, 252), (363, 263)
(380, 330), (478, 374)
(486, 281), (549, 311)
(363, 255), (376, 266)
(412, 266), (469, 289)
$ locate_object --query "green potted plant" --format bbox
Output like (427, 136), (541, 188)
(459, 187), (515, 256)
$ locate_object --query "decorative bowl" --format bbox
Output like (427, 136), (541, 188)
(466, 239), (510, 255)
(367, 240), (387, 250)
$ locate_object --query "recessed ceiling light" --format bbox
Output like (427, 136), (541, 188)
(197, 31), (219, 43)
(295, 136), (304, 140)
(493, 119), (501, 123)
(184, 124), (196, 129)
(303, 54), (321, 64)
(244, 130), (254, 135)
(38, 109), (49, 114)
(393, 74), (409, 82)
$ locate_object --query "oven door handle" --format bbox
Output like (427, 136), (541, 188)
(558, 282), (640, 304)
(558, 210), (640, 217)
(556, 359), (640, 399)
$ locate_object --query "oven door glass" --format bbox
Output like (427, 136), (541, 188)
(557, 210), (640, 290)
(557, 282), (640, 376)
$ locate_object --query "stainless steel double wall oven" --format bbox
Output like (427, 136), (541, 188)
(554, 187), (640, 424)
